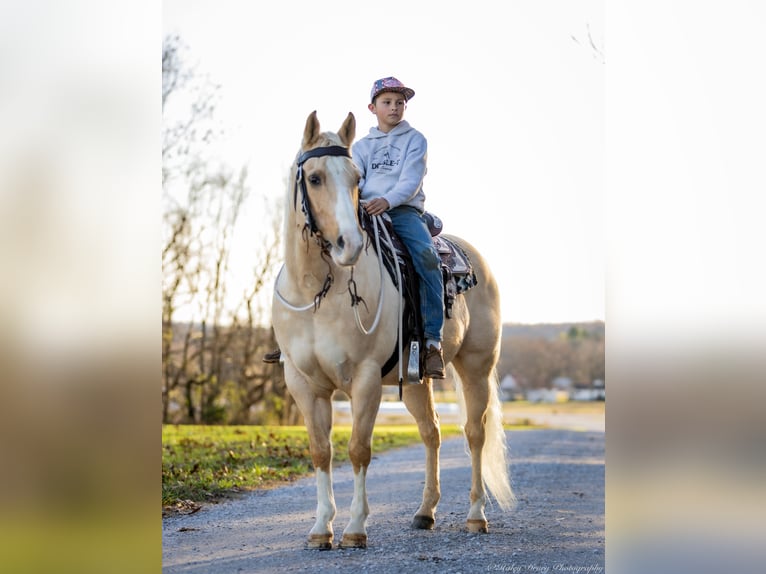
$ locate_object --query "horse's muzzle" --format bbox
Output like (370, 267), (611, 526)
(332, 233), (363, 267)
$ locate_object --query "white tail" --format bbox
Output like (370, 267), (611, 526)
(455, 369), (515, 510)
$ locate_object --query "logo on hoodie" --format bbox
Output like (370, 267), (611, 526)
(370, 145), (401, 173)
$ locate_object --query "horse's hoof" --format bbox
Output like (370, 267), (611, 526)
(466, 519), (489, 533)
(339, 533), (367, 549)
(411, 515), (435, 530)
(307, 534), (333, 550)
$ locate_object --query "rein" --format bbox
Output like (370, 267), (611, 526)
(274, 212), (392, 335)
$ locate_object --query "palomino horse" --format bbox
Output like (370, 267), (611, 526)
(271, 111), (513, 549)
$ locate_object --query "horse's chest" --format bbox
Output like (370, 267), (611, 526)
(288, 341), (355, 389)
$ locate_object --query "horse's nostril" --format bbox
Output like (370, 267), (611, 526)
(337, 236), (345, 249)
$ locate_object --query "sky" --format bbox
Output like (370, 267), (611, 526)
(162, 0), (605, 325)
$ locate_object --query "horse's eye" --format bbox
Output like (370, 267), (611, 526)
(308, 174), (322, 186)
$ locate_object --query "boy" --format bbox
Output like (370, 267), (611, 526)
(352, 77), (445, 378)
(265, 77), (446, 378)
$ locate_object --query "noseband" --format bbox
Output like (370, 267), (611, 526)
(293, 145), (351, 236)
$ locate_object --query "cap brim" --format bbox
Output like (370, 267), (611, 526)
(372, 87), (415, 102)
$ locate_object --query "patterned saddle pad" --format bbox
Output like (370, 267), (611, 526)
(359, 209), (478, 320)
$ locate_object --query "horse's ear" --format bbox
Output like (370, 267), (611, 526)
(338, 112), (355, 147)
(303, 110), (320, 148)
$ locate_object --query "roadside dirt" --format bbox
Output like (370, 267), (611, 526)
(163, 415), (604, 574)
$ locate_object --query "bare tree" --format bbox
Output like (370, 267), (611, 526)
(161, 35), (283, 424)
(162, 35), (218, 422)
(498, 324), (605, 391)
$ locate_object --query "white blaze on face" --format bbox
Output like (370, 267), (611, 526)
(327, 159), (363, 266)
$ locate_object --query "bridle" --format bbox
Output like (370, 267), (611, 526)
(293, 145), (351, 238)
(277, 143), (407, 389)
(279, 144), (368, 313)
(278, 143), (396, 333)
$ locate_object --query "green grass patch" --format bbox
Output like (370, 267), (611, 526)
(162, 424), (464, 509)
(504, 400), (606, 416)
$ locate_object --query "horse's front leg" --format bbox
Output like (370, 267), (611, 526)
(340, 367), (382, 549)
(283, 362), (336, 549)
(402, 380), (442, 529)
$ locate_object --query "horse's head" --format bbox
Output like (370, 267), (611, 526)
(293, 111), (363, 267)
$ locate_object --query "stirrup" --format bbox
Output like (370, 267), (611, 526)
(407, 340), (421, 384)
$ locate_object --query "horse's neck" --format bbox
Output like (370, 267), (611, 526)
(282, 220), (329, 287)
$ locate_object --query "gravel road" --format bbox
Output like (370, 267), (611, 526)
(163, 421), (604, 574)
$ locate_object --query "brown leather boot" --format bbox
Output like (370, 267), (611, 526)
(262, 348), (282, 364)
(424, 345), (446, 379)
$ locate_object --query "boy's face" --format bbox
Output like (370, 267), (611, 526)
(368, 91), (407, 132)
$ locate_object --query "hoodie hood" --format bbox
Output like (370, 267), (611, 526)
(365, 120), (413, 139)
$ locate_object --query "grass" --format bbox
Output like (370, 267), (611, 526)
(162, 424), (465, 510)
(506, 399), (605, 410)
(162, 401), (602, 511)
(504, 399), (606, 416)
(501, 399), (605, 427)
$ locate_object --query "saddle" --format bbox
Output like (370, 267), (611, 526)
(358, 208), (478, 380)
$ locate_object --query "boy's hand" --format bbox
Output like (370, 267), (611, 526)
(363, 197), (390, 216)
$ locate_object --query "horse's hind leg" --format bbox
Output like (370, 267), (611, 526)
(452, 354), (492, 533)
(402, 380), (441, 529)
(339, 365), (382, 549)
(283, 362), (336, 549)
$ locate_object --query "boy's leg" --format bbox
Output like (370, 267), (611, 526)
(388, 207), (445, 378)
(263, 348), (282, 363)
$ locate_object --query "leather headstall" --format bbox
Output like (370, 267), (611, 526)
(293, 145), (351, 236)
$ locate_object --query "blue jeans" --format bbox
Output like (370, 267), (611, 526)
(387, 206), (444, 342)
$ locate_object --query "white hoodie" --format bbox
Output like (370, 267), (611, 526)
(351, 120), (427, 212)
